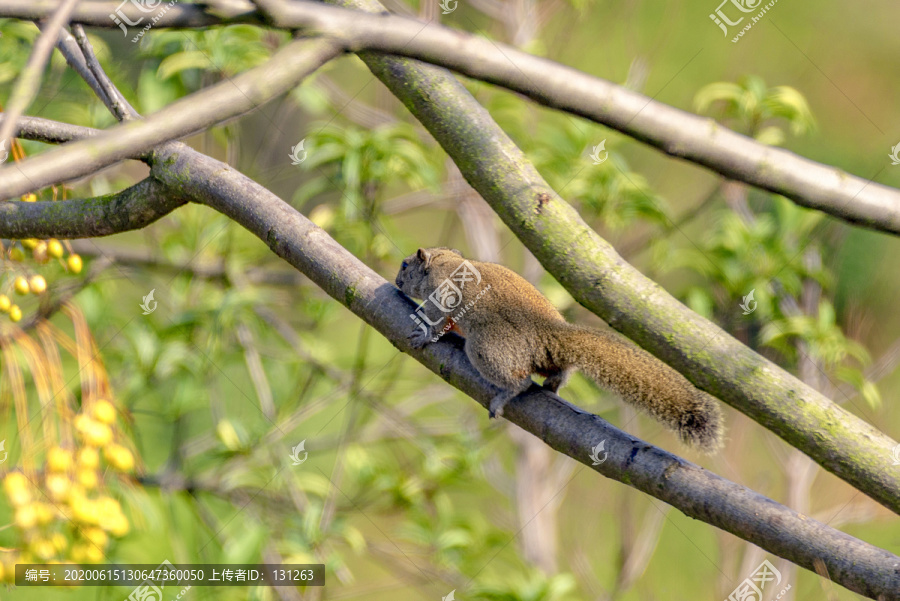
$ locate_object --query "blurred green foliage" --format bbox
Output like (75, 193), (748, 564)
(1, 3), (899, 600)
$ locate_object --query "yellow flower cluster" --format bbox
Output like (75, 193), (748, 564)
(0, 400), (135, 575)
(12, 235), (81, 271)
(2, 225), (84, 323)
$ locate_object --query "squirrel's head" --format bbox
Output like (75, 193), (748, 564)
(395, 247), (463, 298)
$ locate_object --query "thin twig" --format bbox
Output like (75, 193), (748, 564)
(50, 27), (113, 109)
(0, 0), (81, 153)
(70, 23), (139, 121)
(315, 0), (900, 517)
(235, 322), (277, 419)
(618, 181), (722, 258)
(0, 36), (343, 199)
(141, 138), (900, 599)
(3, 1), (900, 234)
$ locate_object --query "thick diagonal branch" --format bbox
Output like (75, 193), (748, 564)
(3, 116), (898, 596)
(309, 0), (900, 515)
(5, 0), (900, 513)
(148, 141), (899, 600)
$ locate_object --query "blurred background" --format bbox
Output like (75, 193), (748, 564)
(1, 0), (899, 599)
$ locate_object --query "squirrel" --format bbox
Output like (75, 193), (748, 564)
(395, 247), (724, 452)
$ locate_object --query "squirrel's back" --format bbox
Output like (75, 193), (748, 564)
(396, 248), (724, 452)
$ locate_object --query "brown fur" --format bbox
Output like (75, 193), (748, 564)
(396, 248), (723, 452)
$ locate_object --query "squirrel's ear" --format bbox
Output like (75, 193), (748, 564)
(449, 248), (463, 256)
(417, 248), (432, 267)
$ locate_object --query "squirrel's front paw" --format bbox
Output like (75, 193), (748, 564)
(407, 328), (432, 349)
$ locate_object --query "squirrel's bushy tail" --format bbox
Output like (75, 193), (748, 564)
(552, 326), (724, 452)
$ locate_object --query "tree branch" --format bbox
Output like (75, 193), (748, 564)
(5, 106), (897, 596)
(0, 36), (342, 199)
(4, 0), (900, 515)
(0, 0), (261, 27)
(70, 23), (139, 121)
(7, 115), (104, 147)
(261, 0), (900, 236)
(44, 23), (114, 111)
(0, 178), (186, 238)
(142, 141), (900, 600)
(313, 0), (900, 516)
(0, 0), (81, 151)
(4, 0), (898, 234)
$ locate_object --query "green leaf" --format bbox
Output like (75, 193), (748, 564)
(221, 523), (268, 564)
(341, 525), (367, 553)
(764, 86), (816, 135)
(754, 125), (785, 146)
(157, 50), (213, 79)
(436, 528), (474, 551)
(694, 82), (744, 114)
(835, 366), (882, 410)
(685, 287), (715, 319)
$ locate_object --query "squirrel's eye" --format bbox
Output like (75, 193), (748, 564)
(401, 261), (408, 270)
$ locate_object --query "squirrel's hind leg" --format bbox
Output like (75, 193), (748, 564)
(488, 378), (532, 419)
(542, 368), (573, 393)
(464, 334), (533, 419)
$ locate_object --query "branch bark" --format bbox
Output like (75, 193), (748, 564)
(6, 115), (104, 147)
(4, 0), (898, 234)
(0, 0), (260, 27)
(4, 0), (900, 514)
(5, 108), (899, 595)
(0, 36), (342, 199)
(0, 177), (185, 238)
(313, 0), (900, 516)
(0, 0), (81, 151)
(143, 141), (900, 600)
